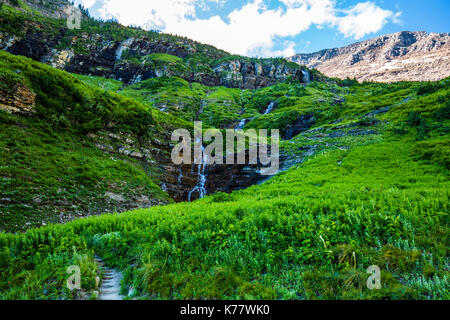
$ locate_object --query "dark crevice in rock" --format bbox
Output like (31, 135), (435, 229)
(283, 114), (315, 140)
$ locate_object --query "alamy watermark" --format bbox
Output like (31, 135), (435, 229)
(66, 263), (381, 292)
(171, 121), (280, 176)
(66, 265), (81, 290)
(367, 265), (382, 290)
(66, 264), (100, 292)
(64, 5), (81, 30)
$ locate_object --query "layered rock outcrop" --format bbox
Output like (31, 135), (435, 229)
(213, 59), (308, 89)
(0, 83), (36, 114)
(87, 130), (271, 202)
(0, 5), (311, 89)
(1, 31), (310, 89)
(2, 0), (70, 19)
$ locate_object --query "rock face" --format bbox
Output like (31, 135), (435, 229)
(213, 60), (308, 89)
(2, 0), (70, 19)
(0, 83), (36, 114)
(86, 130), (270, 203)
(289, 31), (450, 82)
(0, 1), (311, 90)
(1, 31), (310, 89)
(61, 35), (196, 82)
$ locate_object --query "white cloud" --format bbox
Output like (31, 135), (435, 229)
(336, 2), (396, 40)
(96, 0), (197, 30)
(79, 0), (96, 8)
(253, 41), (297, 58)
(392, 11), (403, 25)
(85, 0), (399, 57)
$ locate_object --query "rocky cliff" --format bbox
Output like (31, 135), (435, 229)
(88, 130), (273, 203)
(289, 31), (450, 82)
(2, 0), (69, 19)
(0, 83), (36, 114)
(0, 0), (312, 89)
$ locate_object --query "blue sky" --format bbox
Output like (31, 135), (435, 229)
(74, 0), (450, 57)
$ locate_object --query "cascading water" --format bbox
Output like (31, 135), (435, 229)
(177, 167), (183, 184)
(235, 118), (247, 130)
(264, 102), (275, 115)
(302, 69), (310, 84)
(188, 145), (208, 201)
(115, 38), (134, 61)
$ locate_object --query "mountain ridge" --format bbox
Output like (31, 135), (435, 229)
(289, 31), (450, 83)
(0, 0), (316, 89)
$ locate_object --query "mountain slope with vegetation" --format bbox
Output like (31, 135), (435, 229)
(0, 50), (193, 232)
(0, 0), (449, 301)
(0, 0), (316, 89)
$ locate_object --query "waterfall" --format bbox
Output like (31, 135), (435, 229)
(235, 117), (255, 130)
(264, 102), (275, 115)
(177, 167), (183, 184)
(235, 118), (247, 130)
(115, 38), (134, 61)
(302, 69), (310, 84)
(188, 145), (208, 201)
(129, 74), (142, 85)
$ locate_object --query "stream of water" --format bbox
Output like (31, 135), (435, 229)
(235, 118), (247, 130)
(302, 69), (311, 84)
(187, 101), (276, 202)
(95, 256), (124, 300)
(188, 145), (208, 201)
(264, 102), (275, 115)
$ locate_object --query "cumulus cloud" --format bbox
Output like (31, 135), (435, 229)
(77, 0), (400, 57)
(79, 0), (96, 8)
(336, 2), (395, 39)
(167, 0), (337, 57)
(93, 0), (197, 31)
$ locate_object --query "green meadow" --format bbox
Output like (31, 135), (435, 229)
(1, 49), (448, 299)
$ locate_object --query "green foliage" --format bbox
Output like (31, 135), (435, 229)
(0, 51), (157, 136)
(433, 104), (450, 121)
(407, 111), (430, 140)
(412, 139), (450, 169)
(416, 81), (447, 96)
(0, 7), (449, 301)
(0, 113), (170, 232)
(1, 137), (448, 300)
(119, 76), (206, 123)
(337, 77), (359, 87)
(210, 192), (234, 203)
(0, 51), (180, 232)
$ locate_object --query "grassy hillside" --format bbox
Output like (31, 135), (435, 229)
(0, 133), (448, 300)
(0, 43), (448, 299)
(0, 51), (202, 232)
